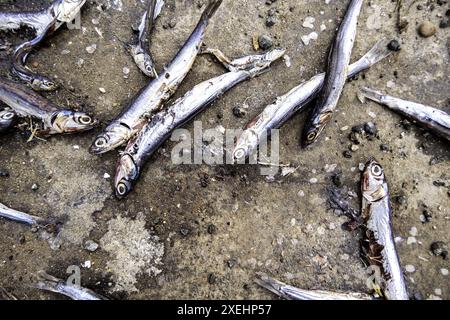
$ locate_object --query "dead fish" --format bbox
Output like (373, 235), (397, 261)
(1, 1), (86, 91)
(256, 274), (373, 300)
(0, 202), (50, 227)
(90, 0), (223, 155)
(360, 87), (450, 142)
(233, 38), (392, 160)
(0, 77), (97, 135)
(0, 108), (17, 133)
(129, 0), (164, 77)
(361, 158), (409, 300)
(302, 0), (364, 147)
(36, 271), (107, 300)
(114, 48), (285, 198)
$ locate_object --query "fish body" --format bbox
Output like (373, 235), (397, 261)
(302, 0), (364, 147)
(361, 159), (409, 300)
(0, 202), (49, 226)
(256, 275), (372, 300)
(130, 0), (164, 77)
(0, 77), (97, 135)
(233, 39), (392, 160)
(360, 87), (450, 141)
(36, 271), (106, 300)
(114, 48), (285, 198)
(0, 108), (17, 133)
(90, 0), (223, 154)
(0, 9), (52, 34)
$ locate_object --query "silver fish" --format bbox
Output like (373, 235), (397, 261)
(90, 0), (223, 155)
(233, 39), (393, 160)
(1, 1), (86, 91)
(129, 0), (164, 77)
(0, 77), (97, 135)
(256, 275), (372, 300)
(360, 87), (450, 142)
(0, 108), (17, 133)
(36, 271), (107, 300)
(361, 158), (409, 300)
(302, 0), (364, 147)
(114, 48), (286, 198)
(0, 202), (49, 226)
(12, 21), (58, 91)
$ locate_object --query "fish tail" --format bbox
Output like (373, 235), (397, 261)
(359, 86), (385, 104)
(360, 38), (393, 66)
(200, 0), (223, 22)
(154, 0), (165, 19)
(35, 271), (63, 294)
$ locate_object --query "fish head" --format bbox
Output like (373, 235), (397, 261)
(362, 158), (388, 202)
(133, 51), (157, 78)
(233, 129), (259, 162)
(90, 125), (131, 154)
(49, 110), (97, 134)
(0, 109), (16, 122)
(260, 48), (286, 66)
(52, 0), (86, 23)
(302, 111), (332, 147)
(115, 153), (139, 199)
(30, 78), (58, 91)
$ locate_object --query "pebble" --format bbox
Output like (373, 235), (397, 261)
(405, 265), (416, 273)
(86, 44), (97, 54)
(441, 268), (449, 276)
(407, 237), (417, 245)
(418, 22), (437, 37)
(302, 17), (315, 29)
(122, 67), (130, 75)
(31, 183), (39, 191)
(99, 87), (106, 93)
(208, 273), (217, 284)
(409, 227), (418, 237)
(207, 224), (217, 235)
(297, 190), (305, 197)
(430, 241), (448, 259)
(258, 35), (273, 50)
(232, 106), (247, 118)
(387, 39), (401, 51)
(84, 240), (99, 252)
(82, 260), (92, 268)
(434, 288), (442, 296)
(0, 169), (9, 177)
(340, 254), (350, 261)
(103, 173), (111, 179)
(309, 178), (318, 184)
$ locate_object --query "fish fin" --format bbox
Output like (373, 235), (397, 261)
(37, 271), (60, 283)
(200, 47), (236, 71)
(360, 38), (393, 66)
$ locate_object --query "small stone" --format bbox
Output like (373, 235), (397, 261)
(340, 254), (350, 261)
(309, 178), (318, 184)
(208, 273), (217, 284)
(31, 183), (39, 191)
(258, 35), (273, 50)
(297, 190), (305, 197)
(407, 237), (417, 245)
(0, 169), (9, 177)
(351, 145), (360, 152)
(82, 260), (92, 268)
(332, 174), (343, 187)
(207, 224), (217, 235)
(434, 288), (442, 296)
(430, 241), (448, 259)
(227, 259), (237, 269)
(409, 227), (418, 237)
(343, 151), (353, 159)
(441, 268), (449, 276)
(232, 106), (247, 118)
(84, 240), (99, 252)
(86, 44), (97, 54)
(122, 67), (130, 75)
(418, 22), (437, 37)
(99, 87), (106, 93)
(103, 173), (111, 179)
(180, 227), (190, 237)
(387, 39), (401, 51)
(405, 265), (416, 273)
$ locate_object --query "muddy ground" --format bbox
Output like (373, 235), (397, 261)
(0, 0), (449, 300)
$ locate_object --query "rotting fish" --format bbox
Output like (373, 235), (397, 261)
(129, 0), (164, 77)
(302, 0), (364, 147)
(35, 271), (107, 300)
(0, 202), (50, 227)
(360, 87), (450, 142)
(255, 274), (373, 300)
(233, 38), (393, 160)
(90, 0), (223, 155)
(361, 158), (409, 300)
(0, 77), (97, 135)
(1, 0), (86, 91)
(114, 48), (286, 198)
(0, 108), (17, 133)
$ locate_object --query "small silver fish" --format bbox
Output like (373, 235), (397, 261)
(302, 0), (364, 147)
(0, 108), (17, 133)
(0, 77), (97, 135)
(360, 87), (450, 142)
(0, 202), (50, 226)
(36, 271), (107, 300)
(361, 159), (409, 300)
(256, 275), (373, 300)
(129, 0), (164, 77)
(233, 39), (393, 160)
(114, 48), (286, 198)
(90, 0), (223, 154)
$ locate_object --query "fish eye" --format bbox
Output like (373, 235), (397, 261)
(234, 148), (246, 160)
(95, 137), (107, 147)
(2, 112), (14, 120)
(79, 115), (92, 124)
(371, 164), (383, 176)
(307, 132), (316, 141)
(117, 183), (128, 196)
(44, 80), (55, 87)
